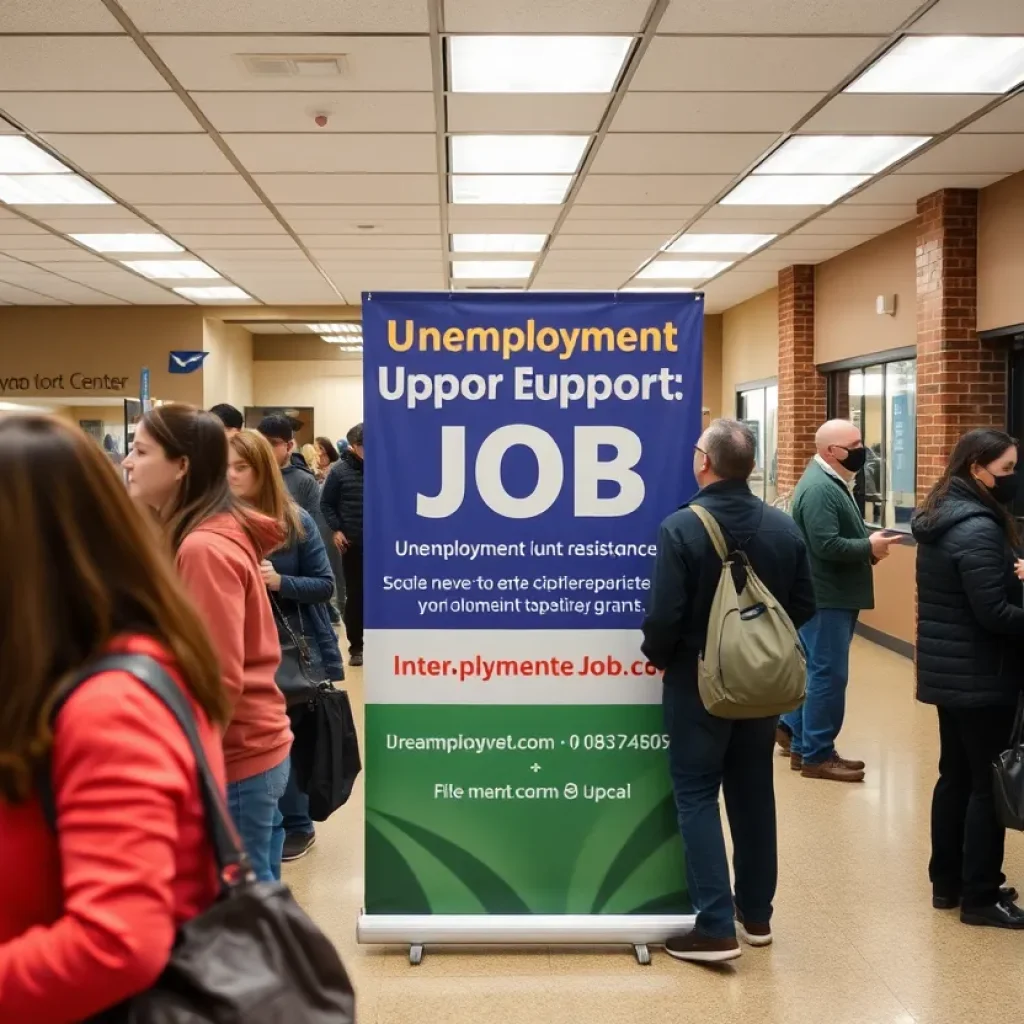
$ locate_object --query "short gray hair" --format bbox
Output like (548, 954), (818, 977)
(703, 418), (756, 481)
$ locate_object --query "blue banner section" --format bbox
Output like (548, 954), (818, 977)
(362, 292), (704, 632)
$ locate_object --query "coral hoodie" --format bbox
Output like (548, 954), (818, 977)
(176, 511), (292, 783)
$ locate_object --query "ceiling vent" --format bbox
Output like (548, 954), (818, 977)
(239, 54), (349, 78)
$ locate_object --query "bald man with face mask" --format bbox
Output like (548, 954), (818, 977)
(777, 420), (902, 783)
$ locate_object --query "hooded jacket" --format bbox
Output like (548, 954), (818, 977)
(282, 457), (321, 522)
(176, 511), (292, 782)
(321, 449), (364, 547)
(913, 477), (1024, 709)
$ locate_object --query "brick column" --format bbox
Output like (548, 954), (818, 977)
(915, 189), (1006, 504)
(777, 265), (827, 495)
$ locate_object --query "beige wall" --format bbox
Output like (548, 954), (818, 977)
(202, 318), (253, 410)
(702, 315), (723, 419)
(720, 287), (779, 413)
(814, 222), (917, 365)
(978, 170), (1024, 332)
(859, 540), (915, 647)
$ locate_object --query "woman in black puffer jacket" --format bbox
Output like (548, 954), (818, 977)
(913, 428), (1024, 929)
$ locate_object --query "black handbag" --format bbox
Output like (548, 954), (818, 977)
(42, 653), (356, 1024)
(292, 684), (362, 822)
(994, 695), (1024, 830)
(271, 595), (327, 707)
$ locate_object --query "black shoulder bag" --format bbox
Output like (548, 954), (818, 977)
(41, 653), (355, 1024)
(270, 595), (327, 707)
(994, 695), (1024, 831)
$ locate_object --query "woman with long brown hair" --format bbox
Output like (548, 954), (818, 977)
(122, 404), (293, 883)
(0, 415), (229, 1021)
(228, 430), (342, 861)
(914, 427), (1024, 929)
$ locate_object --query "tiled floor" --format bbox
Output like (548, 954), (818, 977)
(288, 638), (1024, 1024)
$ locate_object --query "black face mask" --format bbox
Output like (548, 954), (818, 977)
(835, 446), (868, 473)
(986, 472), (1019, 506)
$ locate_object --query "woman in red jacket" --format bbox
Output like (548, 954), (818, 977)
(123, 403), (293, 882)
(0, 415), (230, 1022)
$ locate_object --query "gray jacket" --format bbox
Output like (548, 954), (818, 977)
(282, 462), (321, 521)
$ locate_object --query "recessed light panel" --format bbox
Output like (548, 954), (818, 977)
(322, 335), (363, 345)
(451, 175), (572, 205)
(720, 175), (869, 206)
(122, 259), (220, 280)
(0, 174), (113, 205)
(638, 260), (733, 280)
(847, 36), (1024, 94)
(174, 286), (251, 301)
(665, 234), (776, 255)
(756, 136), (930, 176)
(452, 260), (534, 280)
(620, 286), (697, 292)
(0, 137), (70, 174)
(449, 36), (632, 93)
(71, 233), (183, 254)
(451, 233), (548, 253)
(310, 323), (361, 334)
(451, 136), (589, 175)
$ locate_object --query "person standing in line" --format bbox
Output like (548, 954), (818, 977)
(314, 435), (345, 623)
(257, 414), (322, 522)
(316, 436), (340, 476)
(0, 415), (229, 1022)
(227, 430), (344, 863)
(209, 403), (244, 437)
(123, 404), (293, 883)
(777, 419), (901, 782)
(321, 423), (365, 667)
(642, 419), (816, 963)
(915, 428), (1024, 928)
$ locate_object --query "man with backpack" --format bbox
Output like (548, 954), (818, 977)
(642, 418), (816, 964)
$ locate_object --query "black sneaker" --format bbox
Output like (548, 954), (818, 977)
(282, 832), (316, 862)
(349, 651), (363, 667)
(934, 886), (1019, 910)
(960, 898), (1024, 929)
(665, 929), (741, 963)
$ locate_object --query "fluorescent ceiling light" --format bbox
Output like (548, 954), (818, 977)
(638, 260), (733, 280)
(720, 175), (869, 206)
(174, 286), (251, 301)
(756, 135), (930, 175)
(71, 233), (183, 253)
(452, 260), (534, 280)
(310, 323), (361, 334)
(847, 36), (1024, 94)
(122, 259), (220, 280)
(0, 174), (113, 205)
(665, 233), (776, 255)
(451, 233), (547, 254)
(322, 335), (363, 344)
(620, 286), (696, 293)
(449, 36), (632, 93)
(451, 175), (571, 205)
(451, 136), (588, 174)
(0, 137), (70, 174)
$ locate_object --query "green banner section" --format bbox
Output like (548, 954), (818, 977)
(364, 704), (689, 916)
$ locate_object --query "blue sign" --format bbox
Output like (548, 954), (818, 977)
(139, 366), (150, 402)
(891, 392), (914, 495)
(168, 350), (208, 374)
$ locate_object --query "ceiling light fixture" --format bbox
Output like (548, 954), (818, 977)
(173, 286), (252, 301)
(122, 259), (221, 280)
(665, 234), (776, 255)
(448, 36), (632, 93)
(0, 137), (71, 174)
(451, 175), (572, 205)
(321, 334), (363, 344)
(451, 233), (548, 253)
(70, 233), (184, 254)
(309, 322), (361, 334)
(847, 36), (1024, 94)
(755, 135), (930, 176)
(637, 260), (734, 280)
(0, 174), (113, 205)
(452, 260), (534, 280)
(720, 174), (870, 206)
(620, 286), (696, 292)
(451, 135), (589, 175)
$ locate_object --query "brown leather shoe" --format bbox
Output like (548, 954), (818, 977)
(834, 752), (865, 771)
(789, 752), (803, 772)
(801, 758), (864, 783)
(665, 930), (742, 963)
(775, 725), (792, 756)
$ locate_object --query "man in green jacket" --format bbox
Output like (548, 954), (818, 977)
(779, 420), (901, 782)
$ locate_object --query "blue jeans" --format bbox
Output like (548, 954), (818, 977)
(279, 753), (314, 837)
(664, 681), (778, 940)
(227, 758), (290, 882)
(781, 609), (858, 765)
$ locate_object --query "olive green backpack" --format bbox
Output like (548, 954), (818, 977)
(690, 505), (806, 719)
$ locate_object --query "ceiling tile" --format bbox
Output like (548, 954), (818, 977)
(0, 281), (66, 303)
(896, 134), (1024, 175)
(256, 174), (439, 204)
(0, 37), (169, 90)
(332, 271), (444, 289)
(278, 203), (440, 221)
(282, 219), (440, 235)
(174, 234), (298, 250)
(148, 219), (286, 235)
(42, 134), (234, 174)
(632, 36), (885, 92)
(194, 92), (436, 133)
(574, 174), (733, 205)
(593, 133), (777, 174)
(95, 174), (261, 205)
(139, 204), (274, 220)
(560, 218), (694, 235)
(447, 94), (609, 133)
(659, 0), (924, 33)
(0, 215), (49, 235)
(816, 202), (917, 220)
(551, 234), (665, 250)
(443, 0), (650, 31)
(800, 94), (990, 134)
(119, 0), (429, 31)
(297, 235), (440, 250)
(0, 93), (200, 134)
(846, 174), (1007, 204)
(532, 269), (626, 288)
(151, 36), (433, 92)
(797, 215), (911, 234)
(701, 271), (779, 312)
(0, 236), (82, 253)
(770, 234), (875, 250)
(696, 204), (817, 222)
(0, 0), (121, 31)
(613, 92), (822, 132)
(28, 212), (152, 234)
(562, 204), (702, 222)
(317, 255), (443, 268)
(21, 277), (130, 304)
(910, 0), (1024, 33)
(447, 205), (560, 227)
(964, 96), (1024, 134)
(688, 212), (807, 232)
(225, 133), (437, 173)
(53, 269), (191, 302)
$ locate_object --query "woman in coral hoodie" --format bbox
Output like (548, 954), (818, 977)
(0, 415), (228, 1022)
(123, 403), (293, 882)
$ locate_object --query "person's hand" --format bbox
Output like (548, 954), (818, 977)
(260, 560), (282, 591)
(868, 531), (900, 562)
(1015, 558), (1024, 581)
(333, 530), (349, 553)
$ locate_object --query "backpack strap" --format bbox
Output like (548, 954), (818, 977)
(40, 653), (248, 886)
(690, 504), (730, 562)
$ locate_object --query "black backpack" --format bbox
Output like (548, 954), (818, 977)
(41, 653), (355, 1024)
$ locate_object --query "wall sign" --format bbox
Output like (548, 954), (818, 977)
(0, 373), (130, 394)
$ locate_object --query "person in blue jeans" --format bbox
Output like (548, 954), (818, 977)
(228, 430), (344, 863)
(779, 420), (900, 782)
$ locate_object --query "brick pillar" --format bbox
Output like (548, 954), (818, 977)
(777, 265), (827, 494)
(915, 189), (1006, 504)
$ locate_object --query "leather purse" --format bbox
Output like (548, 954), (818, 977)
(271, 595), (327, 707)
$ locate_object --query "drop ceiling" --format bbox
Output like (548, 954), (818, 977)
(0, 0), (1019, 313)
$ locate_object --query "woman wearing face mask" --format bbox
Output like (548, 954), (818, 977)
(122, 404), (293, 883)
(914, 428), (1024, 929)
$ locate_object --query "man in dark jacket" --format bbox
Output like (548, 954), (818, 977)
(321, 422), (365, 665)
(642, 419), (815, 964)
(257, 414), (322, 521)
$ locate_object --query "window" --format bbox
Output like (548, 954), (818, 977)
(827, 356), (916, 530)
(736, 380), (779, 504)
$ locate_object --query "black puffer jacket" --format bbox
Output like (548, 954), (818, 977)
(913, 478), (1024, 708)
(320, 449), (364, 547)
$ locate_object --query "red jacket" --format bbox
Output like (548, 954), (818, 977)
(0, 636), (226, 1024)
(175, 512), (292, 783)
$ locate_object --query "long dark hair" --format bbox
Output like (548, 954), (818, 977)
(918, 427), (1020, 546)
(0, 416), (230, 803)
(315, 436), (339, 464)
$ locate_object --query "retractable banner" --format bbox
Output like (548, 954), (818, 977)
(359, 292), (703, 946)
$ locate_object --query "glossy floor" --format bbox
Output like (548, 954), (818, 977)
(288, 638), (1024, 1024)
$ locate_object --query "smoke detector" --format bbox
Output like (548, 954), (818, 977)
(239, 54), (349, 78)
